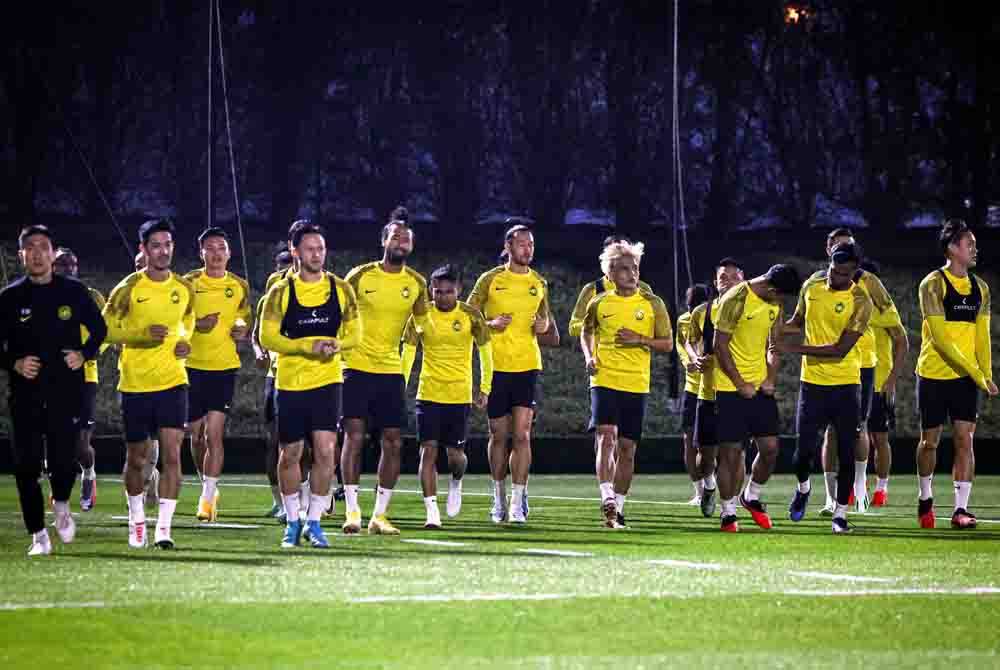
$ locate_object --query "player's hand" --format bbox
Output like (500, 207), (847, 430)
(62, 349), (84, 370)
(14, 355), (41, 380)
(148, 325), (169, 342)
(253, 344), (270, 369)
(174, 340), (191, 359)
(881, 374), (898, 402)
(759, 380), (776, 396)
(615, 328), (644, 346)
(737, 382), (756, 399)
(489, 314), (513, 332)
(987, 380), (999, 397)
(230, 323), (249, 341)
(474, 391), (489, 409)
(532, 313), (549, 334)
(311, 339), (340, 359)
(693, 354), (711, 372)
(685, 362), (699, 374)
(196, 312), (221, 333)
(585, 357), (598, 375)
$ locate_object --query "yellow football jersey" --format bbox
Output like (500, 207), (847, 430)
(711, 282), (782, 392)
(260, 272), (360, 391)
(582, 288), (671, 394)
(401, 301), (494, 404)
(794, 275), (873, 386)
(343, 262), (429, 375)
(688, 299), (720, 401)
(183, 270), (251, 371)
(569, 276), (653, 338)
(82, 286), (108, 384)
(675, 310), (701, 395)
(467, 266), (550, 373)
(917, 268), (992, 381)
(103, 271), (196, 393)
(873, 325), (894, 391)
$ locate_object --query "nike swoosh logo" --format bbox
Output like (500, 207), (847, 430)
(137, 298), (150, 303)
(19, 316), (31, 322)
(365, 290), (377, 294)
(601, 313), (614, 319)
(196, 290), (210, 294)
(746, 315), (755, 320)
(494, 287), (507, 291)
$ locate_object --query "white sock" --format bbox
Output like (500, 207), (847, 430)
(283, 493), (300, 521)
(271, 484), (282, 507)
(450, 478), (462, 492)
(953, 481), (972, 511)
(493, 479), (506, 501)
(876, 478), (889, 493)
(53, 500), (70, 519)
(158, 498), (177, 533)
(128, 494), (145, 523)
(615, 493), (626, 514)
(373, 486), (393, 517)
(744, 480), (763, 502)
(703, 473), (717, 491)
(33, 529), (49, 543)
(798, 479), (811, 494)
(511, 484), (526, 510)
(299, 480), (311, 507)
(599, 481), (615, 501)
(854, 461), (868, 499)
(202, 476), (219, 501)
(919, 475), (933, 501)
(82, 466), (96, 480)
(833, 503), (848, 520)
(722, 496), (738, 516)
(307, 493), (332, 522)
(344, 485), (360, 513)
(424, 496), (438, 514)
(824, 472), (838, 503)
(693, 479), (705, 497)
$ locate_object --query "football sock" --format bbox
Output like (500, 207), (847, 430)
(953, 481), (972, 511)
(599, 481), (615, 501)
(876, 478), (888, 493)
(202, 476), (218, 502)
(283, 493), (300, 522)
(307, 493), (332, 522)
(158, 498), (177, 533)
(373, 486), (393, 516)
(344, 485), (360, 513)
(918, 476), (933, 501)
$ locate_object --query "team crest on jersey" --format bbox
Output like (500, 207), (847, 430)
(529, 286), (538, 297)
(171, 290), (180, 304)
(635, 309), (646, 321)
(768, 309), (776, 321)
(225, 287), (234, 298)
(401, 286), (411, 300)
(452, 319), (462, 332)
(834, 302), (845, 314)
(57, 305), (72, 321)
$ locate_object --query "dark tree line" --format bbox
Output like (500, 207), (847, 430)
(3, 0), (998, 239)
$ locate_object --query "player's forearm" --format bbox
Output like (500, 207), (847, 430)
(643, 336), (673, 353)
(716, 344), (747, 389)
(927, 317), (986, 387)
(477, 341), (494, 395)
(976, 315), (992, 382)
(580, 331), (597, 363)
(260, 320), (314, 355)
(888, 326), (909, 382)
(103, 319), (153, 347)
(568, 296), (590, 339)
(337, 317), (361, 353)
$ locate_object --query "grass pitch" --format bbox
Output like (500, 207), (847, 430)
(1, 473), (999, 669)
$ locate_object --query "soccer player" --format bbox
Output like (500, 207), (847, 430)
(260, 222), (360, 548)
(253, 249), (293, 519)
(132, 250), (161, 508)
(860, 260), (908, 506)
(712, 265), (802, 532)
(685, 258), (745, 518)
(468, 223), (552, 524)
(1, 225), (107, 556)
(784, 242), (873, 533)
(675, 283), (710, 506)
(341, 206), (429, 535)
(103, 219), (195, 549)
(915, 220), (996, 529)
(580, 240), (672, 528)
(52, 247), (109, 512)
(183, 227), (251, 522)
(401, 264), (494, 528)
(568, 235), (654, 338)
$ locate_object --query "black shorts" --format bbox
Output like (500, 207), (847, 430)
(79, 382), (98, 428)
(588, 387), (647, 442)
(917, 376), (979, 429)
(121, 384), (189, 443)
(868, 391), (895, 433)
(680, 391), (698, 431)
(860, 366), (875, 422)
(415, 400), (469, 448)
(263, 376), (277, 424)
(796, 382), (861, 455)
(488, 370), (538, 419)
(342, 369), (406, 431)
(276, 383), (343, 445)
(187, 368), (237, 421)
(694, 398), (717, 448)
(715, 390), (780, 444)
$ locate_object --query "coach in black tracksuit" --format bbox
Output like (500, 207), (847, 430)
(0, 225), (107, 544)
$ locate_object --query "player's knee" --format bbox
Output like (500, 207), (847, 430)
(511, 429), (531, 449)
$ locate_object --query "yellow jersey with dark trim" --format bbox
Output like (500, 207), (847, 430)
(569, 276), (653, 338)
(688, 299), (720, 401)
(343, 262), (429, 375)
(916, 269), (991, 380)
(712, 282), (782, 392)
(467, 265), (550, 373)
(102, 271), (196, 393)
(82, 286), (107, 384)
(810, 269), (900, 369)
(183, 270), (251, 371)
(794, 275), (873, 386)
(402, 301), (493, 404)
(675, 310), (701, 394)
(582, 288), (671, 394)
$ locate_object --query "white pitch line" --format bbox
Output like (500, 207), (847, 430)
(0, 601), (106, 611)
(350, 593), (579, 604)
(516, 548), (594, 558)
(782, 587), (1000, 597)
(647, 559), (725, 570)
(787, 571), (897, 583)
(401, 539), (469, 548)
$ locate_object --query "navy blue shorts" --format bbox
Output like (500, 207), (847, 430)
(795, 382), (861, 459)
(588, 387), (647, 442)
(415, 400), (469, 448)
(917, 376), (979, 429)
(860, 366), (875, 422)
(867, 391), (895, 433)
(694, 398), (717, 448)
(276, 383), (342, 445)
(263, 376), (277, 423)
(680, 391), (698, 431)
(121, 384), (188, 443)
(342, 369), (407, 431)
(79, 382), (98, 428)
(187, 368), (237, 421)
(487, 370), (538, 419)
(715, 390), (780, 444)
